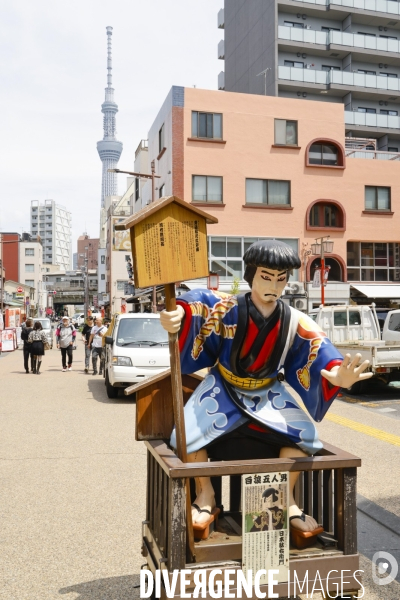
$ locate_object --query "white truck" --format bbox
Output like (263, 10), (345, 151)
(311, 305), (400, 392)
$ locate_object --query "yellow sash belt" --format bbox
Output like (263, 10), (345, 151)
(218, 363), (275, 390)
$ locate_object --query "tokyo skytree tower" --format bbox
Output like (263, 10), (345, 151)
(97, 26), (123, 208)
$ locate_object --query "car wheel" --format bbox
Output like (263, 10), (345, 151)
(105, 371), (119, 399)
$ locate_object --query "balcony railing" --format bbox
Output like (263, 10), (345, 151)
(345, 110), (400, 129)
(278, 25), (400, 53)
(289, 0), (400, 15)
(218, 39), (225, 59)
(346, 148), (400, 159)
(218, 7), (224, 29)
(278, 65), (328, 84)
(331, 69), (400, 91)
(278, 65), (400, 91)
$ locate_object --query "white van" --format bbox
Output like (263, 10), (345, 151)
(104, 313), (170, 399)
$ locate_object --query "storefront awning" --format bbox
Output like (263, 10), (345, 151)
(351, 284), (400, 299)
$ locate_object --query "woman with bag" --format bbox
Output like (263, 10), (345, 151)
(27, 321), (48, 374)
(21, 318), (34, 373)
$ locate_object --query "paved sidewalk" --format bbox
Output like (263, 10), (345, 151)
(1, 344), (399, 599)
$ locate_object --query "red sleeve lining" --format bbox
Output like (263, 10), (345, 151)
(322, 359), (342, 402)
(177, 301), (192, 353)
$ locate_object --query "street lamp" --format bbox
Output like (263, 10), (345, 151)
(311, 236), (334, 306)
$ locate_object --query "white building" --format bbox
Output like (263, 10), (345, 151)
(19, 233), (47, 315)
(30, 200), (72, 271)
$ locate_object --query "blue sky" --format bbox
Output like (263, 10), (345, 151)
(0, 0), (222, 247)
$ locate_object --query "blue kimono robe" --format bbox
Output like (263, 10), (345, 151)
(171, 289), (343, 456)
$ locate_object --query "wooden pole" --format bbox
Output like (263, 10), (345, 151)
(164, 282), (195, 561)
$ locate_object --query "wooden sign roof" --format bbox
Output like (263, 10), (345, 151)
(114, 195), (218, 231)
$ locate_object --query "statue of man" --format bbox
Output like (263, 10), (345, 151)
(161, 240), (371, 536)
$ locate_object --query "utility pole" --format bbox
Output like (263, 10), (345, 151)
(109, 167), (161, 313)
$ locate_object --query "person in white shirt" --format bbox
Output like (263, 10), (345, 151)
(89, 317), (107, 375)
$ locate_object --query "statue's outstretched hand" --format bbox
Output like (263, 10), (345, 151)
(321, 353), (373, 389)
(160, 305), (184, 334)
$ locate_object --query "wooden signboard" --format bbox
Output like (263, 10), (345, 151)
(114, 196), (218, 288)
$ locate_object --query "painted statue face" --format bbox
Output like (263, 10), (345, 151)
(251, 266), (287, 305)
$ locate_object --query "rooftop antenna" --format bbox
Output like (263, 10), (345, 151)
(256, 67), (271, 96)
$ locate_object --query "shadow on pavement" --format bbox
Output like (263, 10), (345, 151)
(87, 378), (135, 405)
(59, 574), (141, 599)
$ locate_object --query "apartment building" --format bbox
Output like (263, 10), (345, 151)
(1, 232), (45, 314)
(77, 234), (100, 270)
(30, 200), (72, 270)
(218, 0), (400, 151)
(135, 86), (400, 310)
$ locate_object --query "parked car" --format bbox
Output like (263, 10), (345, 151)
(104, 313), (170, 399)
(32, 318), (53, 349)
(71, 313), (85, 327)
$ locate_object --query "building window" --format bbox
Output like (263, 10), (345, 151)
(245, 179), (290, 206)
(388, 146), (399, 152)
(365, 186), (391, 211)
(116, 281), (125, 291)
(192, 175), (223, 203)
(101, 255), (105, 264)
(25, 264), (34, 272)
(358, 69), (376, 75)
(209, 236), (299, 281)
(159, 124), (165, 153)
(284, 21), (304, 28)
(321, 65), (341, 71)
(358, 107), (376, 114)
(309, 143), (338, 165)
(284, 60), (304, 68)
(25, 248), (34, 256)
(101, 274), (105, 280)
(25, 280), (34, 287)
(191, 111), (222, 139)
(274, 119), (298, 146)
(306, 139), (345, 168)
(381, 109), (398, 116)
(380, 72), (398, 78)
(321, 26), (341, 32)
(159, 184), (165, 198)
(347, 242), (400, 282)
(309, 202), (344, 228)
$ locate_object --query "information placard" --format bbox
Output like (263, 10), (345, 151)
(242, 472), (289, 585)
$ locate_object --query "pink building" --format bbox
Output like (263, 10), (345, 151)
(135, 87), (400, 310)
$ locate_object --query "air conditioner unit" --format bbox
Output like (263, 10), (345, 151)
(284, 286), (294, 295)
(294, 298), (307, 312)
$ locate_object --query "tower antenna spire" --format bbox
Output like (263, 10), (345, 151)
(97, 26), (123, 208)
(106, 25), (113, 89)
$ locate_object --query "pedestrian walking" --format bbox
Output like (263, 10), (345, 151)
(89, 317), (107, 375)
(27, 321), (48, 374)
(21, 318), (34, 373)
(81, 316), (94, 373)
(56, 316), (76, 372)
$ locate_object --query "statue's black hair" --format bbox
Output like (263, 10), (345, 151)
(243, 239), (301, 287)
(262, 487), (279, 503)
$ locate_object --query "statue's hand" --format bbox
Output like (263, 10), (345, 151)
(321, 353), (372, 389)
(160, 305), (184, 334)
